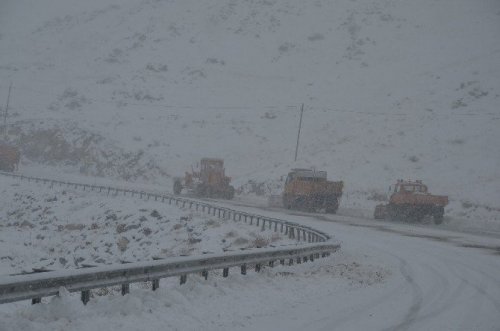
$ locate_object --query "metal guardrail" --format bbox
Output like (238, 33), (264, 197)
(0, 171), (339, 305)
(0, 243), (338, 305)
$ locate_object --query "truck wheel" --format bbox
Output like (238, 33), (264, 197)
(195, 184), (206, 197)
(225, 186), (235, 200)
(282, 195), (291, 209)
(173, 180), (182, 195)
(326, 198), (339, 214)
(433, 206), (444, 224)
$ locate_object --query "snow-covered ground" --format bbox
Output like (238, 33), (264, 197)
(1, 195), (499, 331)
(0, 175), (291, 275)
(1, 0), (499, 329)
(1, 0), (499, 222)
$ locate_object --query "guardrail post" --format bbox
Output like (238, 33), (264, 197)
(274, 222), (278, 232)
(121, 284), (130, 295)
(255, 264), (261, 272)
(180, 274), (187, 285)
(280, 259), (285, 265)
(32, 297), (41, 305)
(223, 267), (229, 278)
(261, 220), (265, 231)
(309, 254), (314, 262)
(281, 223), (284, 233)
(202, 270), (208, 280)
(256, 218), (260, 226)
(303, 256), (308, 263)
(250, 217), (253, 225)
(241, 264), (247, 275)
(152, 279), (160, 291)
(296, 257), (301, 264)
(81, 290), (90, 305)
(269, 261), (274, 267)
(288, 259), (293, 266)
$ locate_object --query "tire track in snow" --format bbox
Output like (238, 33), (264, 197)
(382, 257), (423, 331)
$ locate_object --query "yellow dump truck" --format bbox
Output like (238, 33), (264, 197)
(282, 169), (343, 213)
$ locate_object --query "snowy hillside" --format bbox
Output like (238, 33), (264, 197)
(0, 175), (290, 275)
(0, 0), (499, 221)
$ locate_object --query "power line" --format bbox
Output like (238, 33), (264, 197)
(0, 83), (497, 117)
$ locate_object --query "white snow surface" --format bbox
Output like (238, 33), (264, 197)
(1, 0), (500, 330)
(0, 0), (499, 223)
(0, 175), (291, 276)
(1, 197), (499, 331)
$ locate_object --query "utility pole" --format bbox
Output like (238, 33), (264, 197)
(294, 103), (304, 162)
(3, 82), (12, 139)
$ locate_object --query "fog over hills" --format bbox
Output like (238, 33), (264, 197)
(1, 0), (499, 221)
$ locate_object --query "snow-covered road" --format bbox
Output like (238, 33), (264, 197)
(234, 205), (500, 330)
(1, 193), (499, 330)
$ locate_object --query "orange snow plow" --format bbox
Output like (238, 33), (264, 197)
(282, 169), (343, 213)
(0, 143), (20, 172)
(374, 180), (448, 224)
(173, 158), (235, 199)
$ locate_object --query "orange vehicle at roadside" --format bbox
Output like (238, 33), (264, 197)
(0, 143), (20, 172)
(282, 168), (343, 213)
(173, 158), (235, 199)
(374, 179), (448, 224)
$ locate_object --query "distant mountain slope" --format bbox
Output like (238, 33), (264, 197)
(1, 0), (499, 220)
